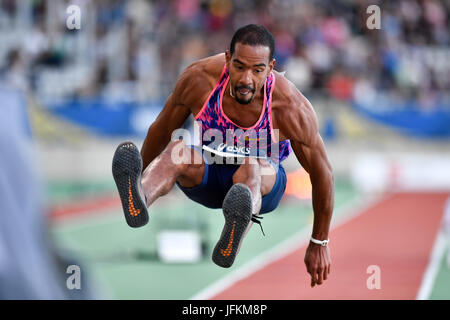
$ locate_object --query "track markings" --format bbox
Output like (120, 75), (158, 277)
(190, 194), (381, 300)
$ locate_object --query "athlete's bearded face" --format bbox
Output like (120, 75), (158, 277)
(226, 43), (275, 105)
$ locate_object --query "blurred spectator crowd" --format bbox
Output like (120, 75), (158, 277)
(0, 0), (448, 108)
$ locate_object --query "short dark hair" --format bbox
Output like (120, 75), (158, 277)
(229, 24), (275, 61)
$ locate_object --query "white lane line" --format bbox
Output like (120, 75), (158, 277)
(416, 230), (446, 300)
(416, 197), (450, 300)
(190, 193), (387, 300)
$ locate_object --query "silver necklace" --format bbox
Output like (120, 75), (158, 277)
(229, 84), (235, 98)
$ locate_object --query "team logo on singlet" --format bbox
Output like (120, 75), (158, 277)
(200, 126), (271, 159)
(204, 142), (251, 158)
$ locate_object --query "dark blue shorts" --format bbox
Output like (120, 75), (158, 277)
(176, 148), (287, 214)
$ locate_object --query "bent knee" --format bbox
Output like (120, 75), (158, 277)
(233, 159), (261, 185)
(233, 158), (276, 196)
(163, 140), (199, 167)
(163, 140), (204, 186)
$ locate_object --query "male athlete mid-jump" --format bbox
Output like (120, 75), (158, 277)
(112, 24), (334, 287)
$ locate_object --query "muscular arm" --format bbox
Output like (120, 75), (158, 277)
(277, 80), (334, 287)
(140, 64), (203, 170)
(290, 120), (334, 241)
(140, 93), (190, 170)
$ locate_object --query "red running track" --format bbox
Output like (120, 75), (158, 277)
(50, 196), (121, 220)
(212, 192), (449, 300)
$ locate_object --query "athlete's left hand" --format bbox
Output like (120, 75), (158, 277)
(304, 242), (331, 287)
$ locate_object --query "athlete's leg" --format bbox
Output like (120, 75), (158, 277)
(141, 139), (204, 207)
(232, 158), (276, 215)
(232, 158), (276, 251)
(212, 158), (277, 267)
(112, 140), (204, 228)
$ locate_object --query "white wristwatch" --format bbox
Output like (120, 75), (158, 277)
(310, 237), (329, 247)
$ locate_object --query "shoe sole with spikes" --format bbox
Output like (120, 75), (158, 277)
(112, 141), (149, 228)
(212, 183), (253, 268)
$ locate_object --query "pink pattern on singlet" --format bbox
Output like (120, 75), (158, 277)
(195, 65), (292, 162)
